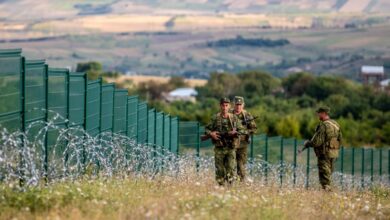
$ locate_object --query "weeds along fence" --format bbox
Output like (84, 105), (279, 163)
(1, 49), (390, 187)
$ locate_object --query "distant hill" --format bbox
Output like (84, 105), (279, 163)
(0, 0), (389, 79)
(1, 0), (389, 22)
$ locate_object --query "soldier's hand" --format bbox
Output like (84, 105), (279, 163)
(210, 131), (220, 140)
(303, 140), (309, 147)
(228, 130), (237, 136)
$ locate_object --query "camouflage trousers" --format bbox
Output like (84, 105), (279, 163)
(236, 144), (248, 181)
(317, 156), (336, 190)
(214, 147), (236, 186)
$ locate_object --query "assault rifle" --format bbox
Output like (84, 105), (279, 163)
(201, 116), (258, 142)
(201, 131), (238, 142)
(298, 140), (310, 154)
(242, 116), (259, 126)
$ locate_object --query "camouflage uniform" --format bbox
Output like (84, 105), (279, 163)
(232, 97), (257, 181)
(305, 107), (342, 190)
(206, 100), (245, 186)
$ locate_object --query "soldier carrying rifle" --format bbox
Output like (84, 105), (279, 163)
(205, 97), (246, 186)
(231, 96), (257, 182)
(299, 106), (342, 191)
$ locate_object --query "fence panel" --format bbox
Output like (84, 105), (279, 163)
(100, 83), (114, 132)
(147, 109), (156, 145)
(137, 102), (147, 144)
(24, 60), (47, 142)
(127, 96), (138, 140)
(179, 121), (199, 156)
(0, 49), (22, 132)
(170, 117), (179, 154)
(46, 68), (68, 176)
(199, 126), (213, 157)
(113, 89), (127, 135)
(85, 79), (101, 136)
(163, 114), (171, 150)
(68, 72), (85, 128)
(155, 112), (163, 147)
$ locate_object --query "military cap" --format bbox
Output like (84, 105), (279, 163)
(220, 97), (230, 104)
(316, 106), (330, 114)
(234, 96), (244, 104)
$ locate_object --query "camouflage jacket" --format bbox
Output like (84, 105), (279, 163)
(205, 112), (246, 148)
(306, 119), (342, 158)
(231, 110), (257, 144)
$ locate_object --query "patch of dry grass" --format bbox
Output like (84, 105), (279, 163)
(1, 175), (389, 220)
(105, 75), (207, 88)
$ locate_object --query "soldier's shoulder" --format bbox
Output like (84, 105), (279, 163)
(323, 119), (340, 128)
(244, 110), (254, 117)
(316, 121), (327, 130)
(229, 113), (239, 120)
(211, 113), (220, 120)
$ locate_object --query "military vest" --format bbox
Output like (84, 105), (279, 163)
(322, 119), (341, 158)
(212, 113), (239, 148)
(234, 110), (251, 144)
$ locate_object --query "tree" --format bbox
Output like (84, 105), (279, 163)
(76, 61), (103, 80)
(275, 116), (301, 138)
(197, 72), (240, 100)
(282, 72), (314, 97)
(237, 70), (281, 100)
(167, 76), (188, 91)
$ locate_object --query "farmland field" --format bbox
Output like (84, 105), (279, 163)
(0, 0), (389, 79)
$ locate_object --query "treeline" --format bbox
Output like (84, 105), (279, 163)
(154, 71), (390, 147)
(76, 61), (390, 147)
(206, 35), (290, 48)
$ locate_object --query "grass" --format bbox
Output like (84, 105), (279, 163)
(1, 175), (389, 219)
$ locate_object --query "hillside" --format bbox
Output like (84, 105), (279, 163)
(1, 0), (390, 21)
(0, 0), (389, 79)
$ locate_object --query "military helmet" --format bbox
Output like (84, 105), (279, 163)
(234, 96), (244, 105)
(316, 106), (330, 114)
(220, 97), (230, 104)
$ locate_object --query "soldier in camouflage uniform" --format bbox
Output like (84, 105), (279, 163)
(232, 96), (257, 182)
(303, 106), (342, 191)
(205, 97), (246, 186)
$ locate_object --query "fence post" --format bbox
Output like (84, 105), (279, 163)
(379, 148), (382, 182)
(293, 138), (297, 186)
(340, 147), (344, 187)
(153, 109), (157, 159)
(280, 137), (284, 186)
(196, 122), (200, 172)
(264, 135), (268, 183)
(44, 64), (49, 181)
(169, 117), (172, 152)
(64, 68), (70, 172)
(250, 135), (254, 175)
(352, 147), (355, 186)
(177, 117), (180, 155)
(370, 148), (374, 184)
(19, 57), (26, 186)
(83, 73), (88, 169)
(306, 147), (310, 189)
(361, 148), (365, 188)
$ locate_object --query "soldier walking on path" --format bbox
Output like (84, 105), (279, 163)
(232, 96), (257, 182)
(301, 106), (342, 191)
(205, 97), (246, 186)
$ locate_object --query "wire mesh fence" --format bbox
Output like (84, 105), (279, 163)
(1, 48), (389, 188)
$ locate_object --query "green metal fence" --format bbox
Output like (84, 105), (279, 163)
(2, 48), (390, 187)
(0, 49), (180, 177)
(179, 120), (390, 187)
